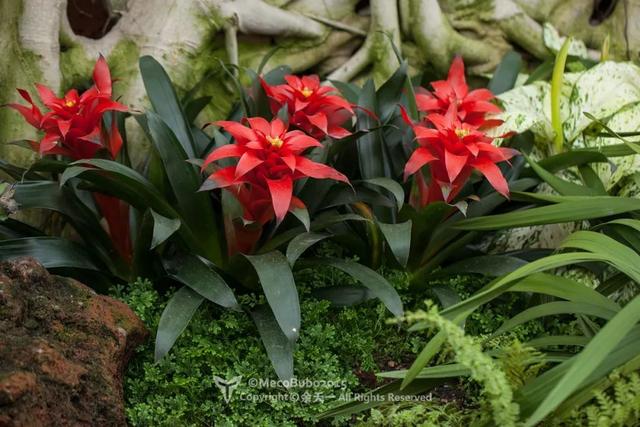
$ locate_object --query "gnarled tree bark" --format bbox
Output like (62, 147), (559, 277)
(2, 0), (639, 166)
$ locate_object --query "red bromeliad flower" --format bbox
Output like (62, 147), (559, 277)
(415, 56), (501, 127)
(8, 55), (127, 159)
(404, 105), (517, 206)
(403, 56), (517, 207)
(7, 56), (132, 262)
(261, 75), (354, 139)
(202, 117), (349, 226)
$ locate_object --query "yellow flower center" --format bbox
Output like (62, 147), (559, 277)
(455, 128), (469, 138)
(64, 99), (76, 107)
(266, 135), (284, 149)
(301, 87), (313, 98)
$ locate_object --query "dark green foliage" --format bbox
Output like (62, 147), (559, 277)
(115, 270), (426, 427)
(116, 264), (584, 426)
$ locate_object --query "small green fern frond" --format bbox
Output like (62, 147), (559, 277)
(398, 301), (521, 427)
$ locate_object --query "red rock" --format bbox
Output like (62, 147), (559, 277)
(0, 257), (148, 427)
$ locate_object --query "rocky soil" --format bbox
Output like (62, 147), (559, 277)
(0, 258), (148, 427)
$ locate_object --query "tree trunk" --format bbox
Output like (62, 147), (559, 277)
(2, 0), (639, 166)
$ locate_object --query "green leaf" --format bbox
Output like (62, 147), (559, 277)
(489, 51), (523, 95)
(0, 219), (44, 239)
(290, 205), (310, 231)
(184, 96), (211, 123)
(524, 335), (590, 348)
(455, 197), (640, 230)
(0, 237), (102, 270)
(377, 60), (408, 122)
(584, 111), (640, 155)
(155, 286), (204, 361)
(0, 160), (43, 180)
(422, 179), (536, 263)
(257, 45), (282, 74)
(401, 331), (447, 389)
(525, 293), (640, 426)
(575, 143), (635, 158)
(150, 209), (181, 249)
(244, 251), (300, 341)
(578, 165), (607, 194)
(378, 221), (411, 267)
(535, 150), (608, 174)
(303, 258), (403, 317)
(311, 285), (374, 306)
(330, 80), (361, 104)
(551, 37), (572, 152)
(525, 58), (554, 84)
(139, 55), (196, 157)
(362, 177), (405, 211)
(59, 159), (206, 260)
(560, 231), (640, 279)
(510, 273), (619, 312)
(13, 181), (121, 274)
(432, 253), (614, 326)
(252, 305), (294, 382)
(429, 285), (460, 308)
(400, 202), (451, 266)
(519, 326), (640, 414)
(356, 80), (384, 179)
(60, 159), (173, 214)
(146, 111), (223, 264)
(260, 212), (368, 253)
(524, 153), (599, 196)
(164, 253), (239, 310)
(286, 232), (331, 267)
(442, 255), (528, 277)
(492, 301), (617, 337)
(379, 363), (469, 379)
(401, 253), (619, 389)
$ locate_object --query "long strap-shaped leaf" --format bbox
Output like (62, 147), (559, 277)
(13, 181), (125, 277)
(139, 56), (196, 158)
(519, 325), (640, 423)
(244, 251), (300, 342)
(0, 237), (102, 270)
(299, 258), (403, 318)
(402, 255), (619, 388)
(252, 305), (294, 382)
(146, 112), (223, 265)
(524, 153), (603, 196)
(523, 233), (640, 425)
(455, 197), (640, 230)
(378, 221), (412, 268)
(491, 301), (617, 337)
(163, 253), (239, 310)
(60, 159), (205, 263)
(155, 286), (204, 361)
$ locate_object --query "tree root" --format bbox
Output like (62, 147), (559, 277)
(328, 0), (401, 85)
(3, 0), (639, 167)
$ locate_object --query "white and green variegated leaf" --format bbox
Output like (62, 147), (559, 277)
(575, 102), (640, 190)
(564, 62), (640, 142)
(491, 81), (554, 143)
(542, 23), (589, 59)
(494, 62), (640, 152)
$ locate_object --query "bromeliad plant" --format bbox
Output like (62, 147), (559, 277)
(5, 57), (132, 264)
(315, 53), (527, 283)
(403, 57), (517, 206)
(0, 55), (405, 381)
